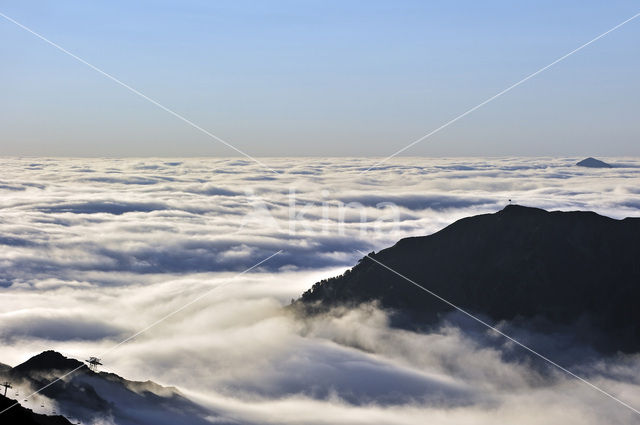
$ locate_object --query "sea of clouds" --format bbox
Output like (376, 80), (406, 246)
(1, 156), (640, 424)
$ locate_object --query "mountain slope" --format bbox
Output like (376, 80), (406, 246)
(0, 394), (72, 425)
(299, 205), (640, 352)
(3, 351), (233, 425)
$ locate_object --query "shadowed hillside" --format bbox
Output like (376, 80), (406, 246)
(2, 351), (232, 425)
(0, 394), (72, 425)
(299, 205), (640, 353)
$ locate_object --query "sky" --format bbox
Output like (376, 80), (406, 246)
(0, 0), (639, 157)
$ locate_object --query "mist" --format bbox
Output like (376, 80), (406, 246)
(1, 157), (640, 424)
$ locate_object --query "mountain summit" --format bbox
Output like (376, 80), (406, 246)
(12, 350), (84, 374)
(576, 157), (612, 168)
(299, 205), (640, 352)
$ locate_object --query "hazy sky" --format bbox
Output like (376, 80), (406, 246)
(1, 1), (639, 157)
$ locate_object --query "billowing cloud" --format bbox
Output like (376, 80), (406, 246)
(1, 157), (639, 424)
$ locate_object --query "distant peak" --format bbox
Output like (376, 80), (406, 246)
(576, 157), (612, 168)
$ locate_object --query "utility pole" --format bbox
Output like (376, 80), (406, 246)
(1, 382), (12, 397)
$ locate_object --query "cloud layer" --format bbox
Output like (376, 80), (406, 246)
(1, 157), (640, 424)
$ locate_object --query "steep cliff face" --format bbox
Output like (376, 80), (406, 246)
(299, 205), (640, 352)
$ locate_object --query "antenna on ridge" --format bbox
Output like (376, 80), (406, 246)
(85, 357), (103, 372)
(1, 381), (12, 397)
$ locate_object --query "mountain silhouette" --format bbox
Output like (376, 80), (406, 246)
(12, 351), (83, 375)
(298, 205), (640, 353)
(576, 157), (612, 168)
(2, 351), (233, 425)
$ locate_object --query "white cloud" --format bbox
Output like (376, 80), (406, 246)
(1, 157), (640, 424)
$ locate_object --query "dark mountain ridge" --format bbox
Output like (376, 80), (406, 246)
(2, 350), (228, 425)
(12, 350), (83, 375)
(298, 205), (640, 353)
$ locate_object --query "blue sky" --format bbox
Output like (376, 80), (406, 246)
(0, 1), (639, 156)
